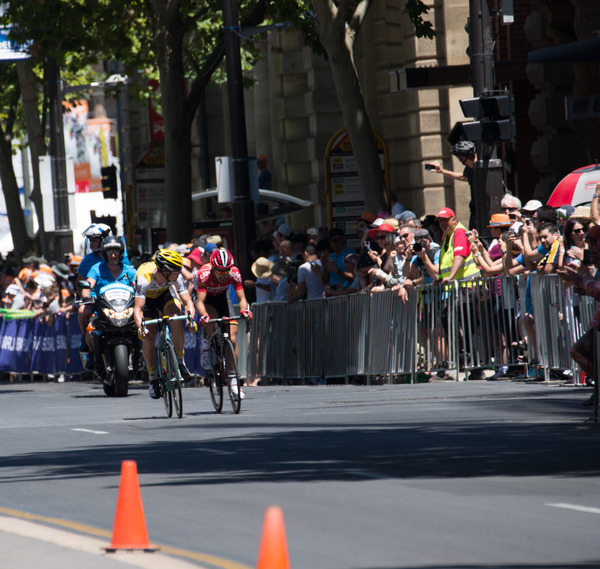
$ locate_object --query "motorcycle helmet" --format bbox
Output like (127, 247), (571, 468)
(451, 140), (476, 158)
(100, 236), (125, 262)
(82, 223), (111, 239)
(155, 249), (184, 272)
(210, 248), (234, 271)
(82, 224), (111, 252)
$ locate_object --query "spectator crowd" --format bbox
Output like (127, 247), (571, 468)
(0, 183), (599, 395)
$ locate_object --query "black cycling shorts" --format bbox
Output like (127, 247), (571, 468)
(143, 289), (181, 319)
(204, 292), (234, 320)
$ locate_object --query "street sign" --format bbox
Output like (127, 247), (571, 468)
(0, 27), (32, 61)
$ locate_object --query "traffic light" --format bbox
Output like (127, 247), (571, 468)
(459, 93), (516, 143)
(101, 165), (118, 199)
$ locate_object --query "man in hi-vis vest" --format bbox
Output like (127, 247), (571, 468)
(436, 208), (480, 284)
(436, 207), (488, 380)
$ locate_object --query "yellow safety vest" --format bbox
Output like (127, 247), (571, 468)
(439, 222), (480, 283)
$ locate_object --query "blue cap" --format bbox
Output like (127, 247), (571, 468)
(395, 210), (417, 222)
(204, 243), (218, 254)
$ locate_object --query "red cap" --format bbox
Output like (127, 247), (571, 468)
(368, 223), (397, 239)
(436, 207), (456, 219)
(187, 247), (204, 265)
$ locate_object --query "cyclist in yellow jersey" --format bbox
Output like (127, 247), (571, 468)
(134, 249), (197, 399)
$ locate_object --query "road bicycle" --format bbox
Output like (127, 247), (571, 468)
(204, 316), (247, 414)
(142, 313), (194, 418)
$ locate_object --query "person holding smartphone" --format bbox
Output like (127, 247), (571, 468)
(427, 141), (477, 229)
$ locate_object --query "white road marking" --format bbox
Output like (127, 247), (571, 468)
(546, 503), (600, 515)
(71, 428), (108, 435)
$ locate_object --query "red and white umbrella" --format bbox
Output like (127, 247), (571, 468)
(547, 164), (600, 207)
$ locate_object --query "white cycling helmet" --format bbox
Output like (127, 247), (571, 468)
(82, 223), (111, 239)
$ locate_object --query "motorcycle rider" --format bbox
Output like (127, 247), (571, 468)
(134, 249), (197, 399)
(80, 236), (137, 371)
(77, 223), (112, 359)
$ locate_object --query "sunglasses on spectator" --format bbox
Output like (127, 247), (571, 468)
(398, 233), (411, 239)
(572, 228), (585, 234)
(374, 234), (388, 240)
(503, 207), (519, 212)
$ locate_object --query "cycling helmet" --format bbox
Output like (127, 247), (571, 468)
(451, 140), (476, 158)
(210, 248), (234, 271)
(155, 249), (184, 272)
(82, 223), (111, 239)
(100, 236), (125, 262)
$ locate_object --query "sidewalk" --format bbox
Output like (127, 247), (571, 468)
(0, 515), (205, 569)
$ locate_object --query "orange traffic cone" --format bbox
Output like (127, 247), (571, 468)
(105, 460), (158, 552)
(256, 506), (290, 569)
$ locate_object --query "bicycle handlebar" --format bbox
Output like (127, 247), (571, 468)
(205, 315), (251, 333)
(205, 316), (243, 324)
(142, 313), (194, 329)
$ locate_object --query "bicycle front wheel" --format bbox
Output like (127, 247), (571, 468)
(167, 344), (183, 418)
(208, 361), (223, 413)
(163, 387), (173, 417)
(223, 338), (241, 414)
(160, 349), (173, 418)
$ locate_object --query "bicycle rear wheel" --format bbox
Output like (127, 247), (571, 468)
(166, 344), (183, 418)
(223, 338), (241, 414)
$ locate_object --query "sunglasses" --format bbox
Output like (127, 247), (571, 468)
(572, 228), (585, 234)
(504, 207), (519, 211)
(374, 235), (387, 240)
(399, 233), (411, 239)
(214, 268), (230, 274)
(160, 270), (179, 281)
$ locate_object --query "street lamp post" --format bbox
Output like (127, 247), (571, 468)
(47, 56), (73, 259)
(222, 0), (256, 278)
(468, 0), (504, 233)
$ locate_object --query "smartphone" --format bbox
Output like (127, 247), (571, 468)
(583, 250), (592, 266)
(424, 164), (435, 171)
(509, 221), (523, 234)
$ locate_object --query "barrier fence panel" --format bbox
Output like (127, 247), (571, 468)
(387, 290), (417, 380)
(2, 273), (595, 384)
(326, 295), (354, 380)
(303, 298), (329, 380)
(365, 291), (395, 379)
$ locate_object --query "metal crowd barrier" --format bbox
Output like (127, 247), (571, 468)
(244, 274), (596, 384)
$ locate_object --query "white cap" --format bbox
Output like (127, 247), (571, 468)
(521, 199), (543, 212)
(5, 284), (20, 295)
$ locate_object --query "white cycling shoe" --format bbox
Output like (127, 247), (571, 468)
(229, 377), (245, 400)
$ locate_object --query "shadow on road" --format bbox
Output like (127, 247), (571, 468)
(1, 388), (600, 485)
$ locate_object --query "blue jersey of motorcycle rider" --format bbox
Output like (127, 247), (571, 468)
(87, 261), (136, 295)
(78, 224), (130, 281)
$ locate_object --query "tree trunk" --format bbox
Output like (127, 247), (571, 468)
(151, 0), (193, 244)
(17, 60), (48, 259)
(0, 132), (34, 258)
(311, 0), (387, 214)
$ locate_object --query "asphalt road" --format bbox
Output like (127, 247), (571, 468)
(0, 378), (599, 569)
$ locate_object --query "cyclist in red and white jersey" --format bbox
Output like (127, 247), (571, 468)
(196, 248), (252, 396)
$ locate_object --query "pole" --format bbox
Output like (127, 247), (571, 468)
(47, 57), (73, 259)
(468, 0), (503, 232)
(222, 0), (256, 279)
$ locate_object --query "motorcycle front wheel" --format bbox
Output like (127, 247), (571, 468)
(113, 344), (129, 397)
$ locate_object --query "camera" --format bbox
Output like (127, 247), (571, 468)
(413, 242), (423, 253)
(424, 164), (435, 171)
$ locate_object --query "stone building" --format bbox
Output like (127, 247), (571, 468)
(128, 0), (600, 233)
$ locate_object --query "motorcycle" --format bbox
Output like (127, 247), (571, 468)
(79, 281), (143, 397)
